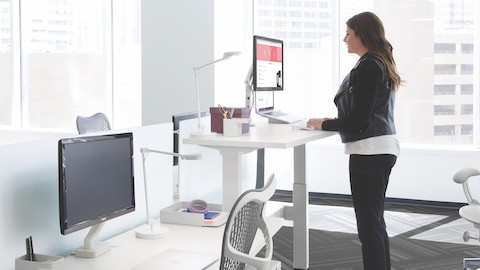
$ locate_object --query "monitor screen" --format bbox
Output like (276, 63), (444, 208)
(255, 91), (275, 112)
(58, 132), (135, 235)
(253, 35), (284, 91)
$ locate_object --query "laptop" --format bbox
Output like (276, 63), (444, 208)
(255, 91), (304, 124)
(131, 249), (219, 270)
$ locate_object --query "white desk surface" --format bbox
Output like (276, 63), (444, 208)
(60, 203), (285, 270)
(61, 223), (223, 270)
(183, 121), (335, 149)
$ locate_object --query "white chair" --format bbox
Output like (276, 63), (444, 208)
(453, 167), (480, 242)
(219, 173), (281, 270)
(76, 112), (111, 134)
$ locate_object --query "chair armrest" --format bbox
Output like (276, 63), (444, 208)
(453, 167), (480, 184)
(453, 167), (480, 205)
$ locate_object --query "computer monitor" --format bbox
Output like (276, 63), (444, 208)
(58, 132), (135, 258)
(253, 35), (284, 91)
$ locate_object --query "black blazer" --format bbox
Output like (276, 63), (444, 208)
(323, 53), (396, 143)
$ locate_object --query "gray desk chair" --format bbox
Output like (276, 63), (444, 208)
(219, 174), (281, 270)
(453, 167), (480, 242)
(76, 112), (111, 134)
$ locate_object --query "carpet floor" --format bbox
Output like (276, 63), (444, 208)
(270, 194), (480, 270)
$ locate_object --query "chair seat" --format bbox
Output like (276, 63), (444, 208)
(459, 204), (480, 224)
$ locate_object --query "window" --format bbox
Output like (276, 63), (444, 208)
(434, 64), (456, 75)
(1, 0), (141, 131)
(434, 105), (455, 115)
(434, 85), (456, 95)
(434, 125), (455, 136)
(462, 84), (474, 95)
(20, 0), (109, 130)
(434, 43), (455, 54)
(461, 43), (473, 54)
(461, 104), (473, 115)
(304, 1), (318, 8)
(0, 1), (13, 126)
(462, 124), (473, 135)
(461, 64), (473, 75)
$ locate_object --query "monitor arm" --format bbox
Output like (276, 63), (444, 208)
(245, 65), (253, 108)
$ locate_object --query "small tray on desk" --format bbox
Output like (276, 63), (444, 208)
(15, 254), (64, 270)
(160, 201), (228, 227)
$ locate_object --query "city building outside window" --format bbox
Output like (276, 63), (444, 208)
(0, 0), (141, 132)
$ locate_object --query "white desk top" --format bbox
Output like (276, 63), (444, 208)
(183, 121), (335, 149)
(60, 222), (224, 270)
(59, 203), (285, 270)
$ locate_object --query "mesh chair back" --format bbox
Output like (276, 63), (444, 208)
(76, 112), (111, 134)
(220, 174), (276, 270)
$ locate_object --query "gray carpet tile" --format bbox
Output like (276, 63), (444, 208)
(269, 194), (480, 270)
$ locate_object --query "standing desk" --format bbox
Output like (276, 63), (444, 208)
(183, 121), (335, 269)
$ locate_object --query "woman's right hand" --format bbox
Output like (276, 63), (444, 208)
(307, 118), (334, 130)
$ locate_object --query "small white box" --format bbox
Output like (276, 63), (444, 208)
(160, 201), (228, 227)
(15, 254), (64, 270)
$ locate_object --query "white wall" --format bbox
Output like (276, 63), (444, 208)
(0, 124), (173, 270)
(141, 0), (214, 125)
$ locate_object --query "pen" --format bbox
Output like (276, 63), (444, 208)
(218, 105), (230, 119)
(26, 237), (31, 261)
(25, 237), (33, 261)
(30, 236), (36, 261)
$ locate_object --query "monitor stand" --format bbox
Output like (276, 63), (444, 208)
(266, 118), (289, 124)
(74, 222), (111, 258)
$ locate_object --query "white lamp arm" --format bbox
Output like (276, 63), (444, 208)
(140, 147), (201, 160)
(195, 57), (226, 71)
(194, 51), (241, 71)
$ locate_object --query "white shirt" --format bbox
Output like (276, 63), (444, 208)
(345, 134), (400, 156)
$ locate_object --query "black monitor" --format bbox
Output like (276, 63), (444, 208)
(58, 132), (135, 258)
(253, 35), (284, 91)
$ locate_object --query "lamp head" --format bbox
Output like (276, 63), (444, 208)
(223, 51), (241, 59)
(181, 153), (202, 160)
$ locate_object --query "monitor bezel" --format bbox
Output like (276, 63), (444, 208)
(58, 132), (135, 235)
(252, 35), (284, 91)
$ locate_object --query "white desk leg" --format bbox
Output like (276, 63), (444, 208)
(293, 144), (309, 269)
(216, 147), (254, 212)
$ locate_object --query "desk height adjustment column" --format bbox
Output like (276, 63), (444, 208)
(293, 144), (309, 270)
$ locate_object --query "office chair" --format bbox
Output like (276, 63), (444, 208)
(453, 167), (480, 242)
(76, 112), (111, 134)
(219, 174), (281, 270)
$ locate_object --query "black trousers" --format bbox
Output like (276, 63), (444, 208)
(349, 154), (397, 270)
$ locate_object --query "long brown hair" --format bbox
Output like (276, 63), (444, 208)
(347, 12), (403, 91)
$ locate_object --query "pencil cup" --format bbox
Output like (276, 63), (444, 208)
(210, 107), (250, 134)
(15, 254), (64, 270)
(223, 118), (251, 137)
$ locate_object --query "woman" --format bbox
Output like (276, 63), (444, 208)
(307, 12), (402, 270)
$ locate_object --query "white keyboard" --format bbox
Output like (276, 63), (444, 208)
(290, 120), (315, 131)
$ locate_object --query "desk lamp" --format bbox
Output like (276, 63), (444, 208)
(136, 147), (202, 239)
(191, 51), (241, 138)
